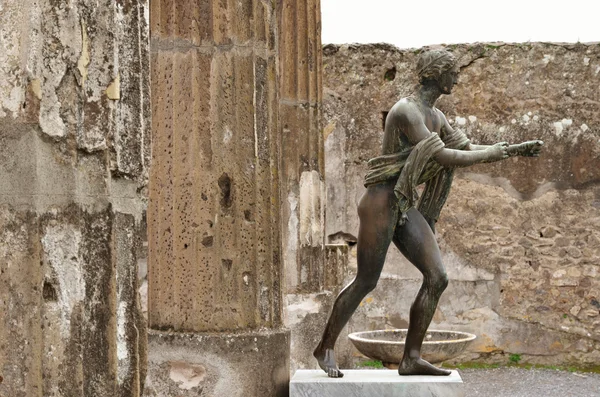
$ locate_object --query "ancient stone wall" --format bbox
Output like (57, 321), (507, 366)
(323, 42), (600, 367)
(0, 1), (150, 396)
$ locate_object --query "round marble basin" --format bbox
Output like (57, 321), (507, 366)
(349, 329), (476, 366)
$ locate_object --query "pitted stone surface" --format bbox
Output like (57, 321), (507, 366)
(146, 0), (290, 395)
(290, 370), (464, 397)
(148, 0), (283, 333)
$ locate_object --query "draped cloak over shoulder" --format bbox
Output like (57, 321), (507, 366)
(364, 127), (470, 225)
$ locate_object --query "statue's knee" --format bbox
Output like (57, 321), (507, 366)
(429, 271), (448, 293)
(358, 277), (378, 294)
(439, 273), (449, 291)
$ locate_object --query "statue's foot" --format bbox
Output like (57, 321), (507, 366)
(398, 357), (451, 376)
(313, 346), (344, 378)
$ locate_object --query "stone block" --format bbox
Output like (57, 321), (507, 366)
(145, 328), (290, 397)
(324, 244), (349, 290)
(290, 370), (464, 397)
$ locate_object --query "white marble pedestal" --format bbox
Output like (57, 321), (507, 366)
(290, 369), (464, 397)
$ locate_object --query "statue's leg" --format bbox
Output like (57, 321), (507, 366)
(392, 207), (451, 376)
(314, 183), (397, 378)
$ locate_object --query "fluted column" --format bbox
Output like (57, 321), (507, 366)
(149, 0), (282, 333)
(147, 0), (288, 395)
(278, 0), (326, 294)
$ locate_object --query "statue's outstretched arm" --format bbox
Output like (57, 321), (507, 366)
(437, 110), (544, 158)
(401, 110), (508, 167)
(469, 141), (543, 157)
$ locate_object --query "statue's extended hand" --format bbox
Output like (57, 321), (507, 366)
(485, 142), (509, 161)
(518, 140), (544, 157)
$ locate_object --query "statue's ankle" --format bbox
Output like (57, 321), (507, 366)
(402, 353), (421, 364)
(313, 344), (326, 357)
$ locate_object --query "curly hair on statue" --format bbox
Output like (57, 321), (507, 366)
(416, 50), (457, 84)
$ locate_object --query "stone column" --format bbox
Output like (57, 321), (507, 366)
(279, 0), (326, 294)
(0, 1), (150, 396)
(278, 0), (349, 373)
(146, 0), (289, 395)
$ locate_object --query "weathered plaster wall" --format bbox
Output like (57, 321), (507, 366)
(0, 1), (150, 396)
(323, 42), (600, 367)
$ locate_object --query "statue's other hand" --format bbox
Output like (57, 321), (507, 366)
(486, 142), (509, 161)
(519, 140), (544, 157)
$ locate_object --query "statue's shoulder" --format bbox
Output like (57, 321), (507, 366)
(433, 107), (448, 120)
(388, 97), (422, 123)
(390, 97), (415, 112)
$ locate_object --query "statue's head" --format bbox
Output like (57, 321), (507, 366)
(416, 49), (458, 94)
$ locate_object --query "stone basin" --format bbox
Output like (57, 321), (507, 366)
(349, 329), (476, 367)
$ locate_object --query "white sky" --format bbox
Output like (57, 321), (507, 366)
(321, 0), (600, 49)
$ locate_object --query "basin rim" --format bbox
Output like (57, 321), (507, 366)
(348, 329), (477, 346)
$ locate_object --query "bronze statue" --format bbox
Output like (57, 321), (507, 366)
(314, 49), (543, 378)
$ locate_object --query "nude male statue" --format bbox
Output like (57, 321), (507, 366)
(314, 49), (543, 378)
